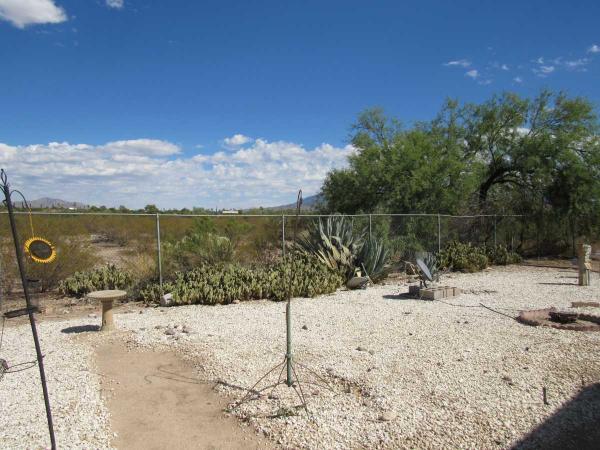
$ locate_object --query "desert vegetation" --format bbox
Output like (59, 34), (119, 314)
(2, 89), (598, 304)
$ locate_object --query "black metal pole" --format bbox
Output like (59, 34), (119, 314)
(1, 170), (56, 450)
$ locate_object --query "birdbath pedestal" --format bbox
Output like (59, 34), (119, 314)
(87, 290), (127, 331)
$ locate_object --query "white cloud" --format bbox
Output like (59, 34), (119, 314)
(444, 59), (471, 67)
(540, 65), (554, 74)
(564, 58), (589, 71)
(533, 65), (555, 77)
(223, 134), (253, 147)
(0, 0), (66, 28)
(0, 138), (355, 208)
(501, 64), (509, 71)
(588, 44), (600, 54)
(105, 0), (123, 9)
(513, 76), (523, 83)
(465, 69), (479, 79)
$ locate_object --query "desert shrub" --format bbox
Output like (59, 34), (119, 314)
(58, 264), (132, 297)
(140, 254), (343, 305)
(485, 244), (522, 265)
(438, 242), (522, 272)
(437, 241), (488, 272)
(0, 243), (18, 295)
(162, 228), (234, 275)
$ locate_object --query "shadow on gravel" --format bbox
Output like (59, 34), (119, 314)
(61, 324), (100, 334)
(537, 282), (577, 286)
(382, 293), (415, 301)
(512, 383), (600, 450)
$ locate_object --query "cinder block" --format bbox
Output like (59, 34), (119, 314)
(419, 286), (460, 300)
(408, 285), (420, 296)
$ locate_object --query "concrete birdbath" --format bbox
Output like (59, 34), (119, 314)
(87, 290), (127, 331)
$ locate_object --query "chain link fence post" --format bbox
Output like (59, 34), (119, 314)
(155, 213), (163, 293)
(437, 213), (441, 253)
(281, 215), (286, 258)
(494, 215), (497, 247)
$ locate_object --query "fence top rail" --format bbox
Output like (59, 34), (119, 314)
(0, 211), (525, 218)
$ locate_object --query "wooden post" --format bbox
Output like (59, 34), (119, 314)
(578, 243), (592, 286)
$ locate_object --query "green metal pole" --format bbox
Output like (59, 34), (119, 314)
(156, 213), (163, 294)
(286, 299), (292, 386)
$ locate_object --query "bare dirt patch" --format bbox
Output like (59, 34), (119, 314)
(95, 339), (273, 450)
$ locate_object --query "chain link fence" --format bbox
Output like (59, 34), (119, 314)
(0, 212), (529, 296)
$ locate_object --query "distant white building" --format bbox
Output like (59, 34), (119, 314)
(221, 209), (239, 215)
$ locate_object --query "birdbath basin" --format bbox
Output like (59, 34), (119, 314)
(87, 290), (127, 331)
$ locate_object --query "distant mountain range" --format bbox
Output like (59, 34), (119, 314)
(15, 197), (89, 209)
(263, 193), (322, 211)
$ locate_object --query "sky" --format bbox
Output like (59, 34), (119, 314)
(0, 0), (599, 209)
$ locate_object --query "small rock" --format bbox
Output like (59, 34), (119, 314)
(368, 350), (375, 355)
(88, 313), (97, 319)
(379, 411), (396, 421)
(154, 325), (164, 329)
(160, 293), (173, 307)
(138, 310), (144, 314)
(356, 346), (367, 352)
(182, 326), (191, 334)
(165, 329), (177, 336)
(302, 325), (308, 330)
(232, 299), (240, 304)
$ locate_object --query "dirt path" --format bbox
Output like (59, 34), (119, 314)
(95, 340), (273, 450)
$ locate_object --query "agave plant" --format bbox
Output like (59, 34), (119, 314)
(296, 215), (389, 282)
(414, 251), (440, 282)
(357, 238), (390, 282)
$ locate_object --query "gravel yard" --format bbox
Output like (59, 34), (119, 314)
(2, 265), (600, 449)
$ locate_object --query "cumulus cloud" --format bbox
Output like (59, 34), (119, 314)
(223, 134), (253, 147)
(0, 0), (67, 28)
(444, 59), (471, 67)
(465, 69), (479, 79)
(588, 44), (600, 54)
(513, 76), (523, 83)
(105, 0), (123, 9)
(0, 138), (355, 209)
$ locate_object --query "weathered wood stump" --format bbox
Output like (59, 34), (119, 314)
(578, 244), (592, 286)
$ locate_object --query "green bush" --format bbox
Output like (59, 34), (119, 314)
(58, 264), (133, 297)
(140, 254), (343, 305)
(437, 241), (489, 272)
(438, 241), (521, 272)
(485, 244), (522, 265)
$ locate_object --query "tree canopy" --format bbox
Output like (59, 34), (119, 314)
(321, 90), (600, 248)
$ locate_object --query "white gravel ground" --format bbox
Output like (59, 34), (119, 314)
(1, 265), (600, 449)
(121, 265), (600, 449)
(0, 321), (113, 450)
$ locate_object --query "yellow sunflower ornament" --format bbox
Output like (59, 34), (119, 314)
(24, 236), (56, 264)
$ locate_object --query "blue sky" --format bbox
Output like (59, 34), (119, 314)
(0, 0), (599, 208)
